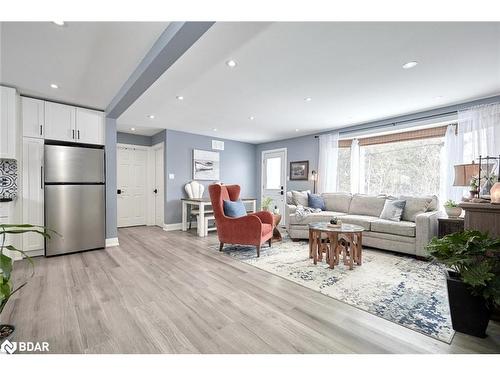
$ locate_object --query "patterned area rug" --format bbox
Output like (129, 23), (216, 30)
(219, 239), (454, 343)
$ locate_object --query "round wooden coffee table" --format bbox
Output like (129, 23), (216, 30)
(308, 222), (364, 270)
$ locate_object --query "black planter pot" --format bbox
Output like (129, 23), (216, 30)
(446, 270), (491, 338)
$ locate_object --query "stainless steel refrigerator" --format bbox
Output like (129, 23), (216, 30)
(44, 144), (105, 256)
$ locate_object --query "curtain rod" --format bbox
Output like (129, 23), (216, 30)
(314, 110), (458, 139)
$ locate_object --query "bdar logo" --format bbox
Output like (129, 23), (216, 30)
(1, 339), (17, 354)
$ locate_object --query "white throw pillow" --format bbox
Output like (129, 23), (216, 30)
(291, 190), (310, 207)
(379, 199), (406, 222)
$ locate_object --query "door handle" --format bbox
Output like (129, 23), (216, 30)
(40, 125), (43, 136)
(117, 189), (122, 195)
(77, 130), (80, 140)
(40, 166), (43, 189)
(72, 129), (75, 139)
(154, 189), (158, 194)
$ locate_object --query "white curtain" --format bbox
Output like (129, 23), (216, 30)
(350, 138), (360, 194)
(440, 124), (463, 204)
(318, 132), (339, 193)
(458, 103), (500, 162)
(440, 103), (500, 204)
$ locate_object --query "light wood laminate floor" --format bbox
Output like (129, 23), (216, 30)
(3, 226), (499, 354)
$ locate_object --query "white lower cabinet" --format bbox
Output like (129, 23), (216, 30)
(22, 137), (45, 253)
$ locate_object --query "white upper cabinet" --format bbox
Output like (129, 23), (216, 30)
(23, 99), (105, 145)
(0, 86), (17, 159)
(44, 101), (76, 142)
(22, 97), (45, 138)
(75, 107), (105, 145)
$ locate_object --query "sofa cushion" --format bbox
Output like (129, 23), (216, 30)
(308, 193), (326, 210)
(340, 214), (380, 231)
(379, 199), (406, 221)
(399, 195), (436, 222)
(291, 190), (310, 206)
(286, 191), (293, 205)
(289, 211), (347, 225)
(371, 219), (416, 237)
(348, 195), (387, 217)
(322, 193), (352, 213)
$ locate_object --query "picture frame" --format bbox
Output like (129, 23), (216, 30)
(193, 149), (220, 180)
(289, 160), (309, 181)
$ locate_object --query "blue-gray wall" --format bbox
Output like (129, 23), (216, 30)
(256, 135), (318, 194)
(105, 118), (117, 239)
(117, 132), (152, 146)
(165, 129), (257, 224)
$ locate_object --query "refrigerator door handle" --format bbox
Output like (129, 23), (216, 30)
(40, 166), (43, 189)
(72, 129), (75, 139)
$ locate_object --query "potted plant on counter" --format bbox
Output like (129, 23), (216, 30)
(427, 230), (500, 337)
(1, 224), (50, 344)
(261, 197), (273, 212)
(444, 199), (462, 218)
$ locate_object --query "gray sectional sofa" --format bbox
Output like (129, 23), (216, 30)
(285, 192), (440, 257)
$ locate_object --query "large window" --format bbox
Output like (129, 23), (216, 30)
(362, 138), (443, 196)
(337, 147), (351, 192)
(336, 126), (447, 197)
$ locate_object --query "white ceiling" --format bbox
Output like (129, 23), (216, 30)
(118, 22), (500, 144)
(0, 21), (167, 109)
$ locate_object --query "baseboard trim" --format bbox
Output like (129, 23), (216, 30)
(105, 237), (120, 247)
(163, 222), (198, 232)
(26, 249), (45, 257)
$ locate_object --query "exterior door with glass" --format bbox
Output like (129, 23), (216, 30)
(261, 148), (287, 224)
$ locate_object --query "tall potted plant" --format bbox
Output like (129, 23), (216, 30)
(0, 224), (49, 343)
(427, 230), (500, 337)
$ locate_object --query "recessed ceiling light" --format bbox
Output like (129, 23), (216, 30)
(402, 61), (418, 69)
(226, 59), (237, 68)
(295, 129), (300, 132)
(212, 128), (217, 132)
(50, 83), (58, 89)
(52, 21), (65, 26)
(130, 128), (136, 131)
(147, 115), (155, 119)
(304, 97), (312, 102)
(248, 116), (255, 120)
(176, 95), (184, 100)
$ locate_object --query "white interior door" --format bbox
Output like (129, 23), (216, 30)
(262, 148), (287, 222)
(154, 146), (164, 227)
(117, 145), (147, 227)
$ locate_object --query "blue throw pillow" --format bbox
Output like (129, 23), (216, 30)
(308, 193), (326, 210)
(223, 199), (247, 218)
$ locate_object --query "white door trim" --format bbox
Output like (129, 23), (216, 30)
(149, 142), (164, 227)
(261, 147), (287, 217)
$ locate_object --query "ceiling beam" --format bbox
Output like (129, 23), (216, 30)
(106, 21), (214, 119)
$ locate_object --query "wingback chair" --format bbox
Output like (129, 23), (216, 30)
(208, 184), (274, 257)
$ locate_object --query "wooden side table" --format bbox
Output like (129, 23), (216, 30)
(438, 217), (464, 238)
(272, 213), (282, 242)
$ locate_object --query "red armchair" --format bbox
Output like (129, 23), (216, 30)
(208, 184), (274, 257)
